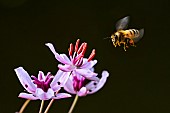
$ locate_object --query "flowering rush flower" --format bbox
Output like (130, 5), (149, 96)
(14, 67), (71, 100)
(64, 71), (109, 96)
(45, 39), (98, 80)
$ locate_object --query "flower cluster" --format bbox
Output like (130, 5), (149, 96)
(64, 70), (109, 96)
(15, 39), (109, 113)
(15, 67), (71, 100)
(45, 39), (109, 96)
(45, 39), (98, 80)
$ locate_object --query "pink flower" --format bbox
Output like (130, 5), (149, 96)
(45, 39), (98, 80)
(63, 71), (109, 96)
(14, 67), (71, 100)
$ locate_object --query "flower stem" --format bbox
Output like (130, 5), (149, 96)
(68, 95), (79, 113)
(18, 99), (30, 113)
(44, 99), (54, 113)
(39, 100), (44, 113)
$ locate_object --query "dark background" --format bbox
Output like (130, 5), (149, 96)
(0, 0), (170, 113)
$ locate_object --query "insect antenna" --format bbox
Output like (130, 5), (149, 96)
(103, 37), (111, 40)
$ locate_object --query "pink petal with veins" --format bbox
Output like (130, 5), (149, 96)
(58, 64), (74, 72)
(87, 71), (109, 94)
(60, 54), (72, 64)
(35, 88), (54, 100)
(14, 67), (36, 94)
(75, 69), (98, 78)
(45, 43), (72, 65)
(53, 93), (72, 99)
(50, 70), (70, 92)
(64, 78), (76, 94)
(18, 93), (38, 100)
(81, 59), (97, 69)
(77, 87), (87, 96)
(86, 76), (100, 81)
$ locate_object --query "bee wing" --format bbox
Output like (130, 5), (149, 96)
(133, 29), (144, 43)
(116, 16), (130, 30)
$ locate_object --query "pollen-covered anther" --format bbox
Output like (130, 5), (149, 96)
(81, 43), (87, 56)
(69, 43), (73, 56)
(77, 43), (85, 54)
(88, 49), (95, 62)
(74, 39), (80, 52)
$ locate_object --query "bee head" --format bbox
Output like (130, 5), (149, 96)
(111, 34), (117, 44)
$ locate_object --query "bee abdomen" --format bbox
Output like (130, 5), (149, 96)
(129, 29), (139, 37)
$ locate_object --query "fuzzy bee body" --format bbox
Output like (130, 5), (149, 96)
(110, 16), (144, 51)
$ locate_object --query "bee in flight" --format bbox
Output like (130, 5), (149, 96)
(110, 16), (144, 51)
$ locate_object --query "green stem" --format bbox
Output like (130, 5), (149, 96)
(68, 95), (79, 113)
(44, 99), (54, 113)
(18, 99), (31, 113)
(39, 100), (44, 113)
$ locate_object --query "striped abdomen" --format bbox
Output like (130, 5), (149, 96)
(123, 29), (140, 38)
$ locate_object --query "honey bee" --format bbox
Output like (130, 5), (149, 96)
(110, 16), (144, 51)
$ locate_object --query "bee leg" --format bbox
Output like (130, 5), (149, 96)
(113, 42), (117, 47)
(122, 42), (127, 51)
(125, 42), (129, 48)
(117, 41), (120, 46)
(114, 41), (117, 46)
(115, 41), (120, 47)
(133, 45), (136, 47)
(113, 43), (117, 47)
(118, 42), (121, 46)
(124, 47), (127, 51)
(133, 43), (136, 47)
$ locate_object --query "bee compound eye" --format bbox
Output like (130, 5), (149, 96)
(114, 35), (118, 39)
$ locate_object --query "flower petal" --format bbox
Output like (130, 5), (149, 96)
(58, 64), (74, 72)
(85, 81), (96, 90)
(86, 70), (109, 94)
(35, 88), (44, 99)
(51, 70), (63, 83)
(14, 67), (36, 93)
(35, 88), (54, 100)
(38, 71), (45, 81)
(45, 88), (55, 100)
(53, 93), (72, 99)
(64, 77), (76, 94)
(81, 59), (97, 69)
(86, 76), (100, 81)
(45, 43), (71, 65)
(60, 54), (72, 64)
(18, 93), (38, 100)
(77, 87), (87, 96)
(50, 70), (70, 92)
(75, 69), (98, 78)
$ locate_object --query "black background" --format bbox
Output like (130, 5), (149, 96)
(0, 0), (170, 113)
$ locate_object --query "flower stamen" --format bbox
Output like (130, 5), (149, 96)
(77, 43), (85, 54)
(81, 43), (87, 56)
(32, 75), (52, 92)
(69, 43), (74, 56)
(75, 39), (80, 52)
(88, 49), (95, 62)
